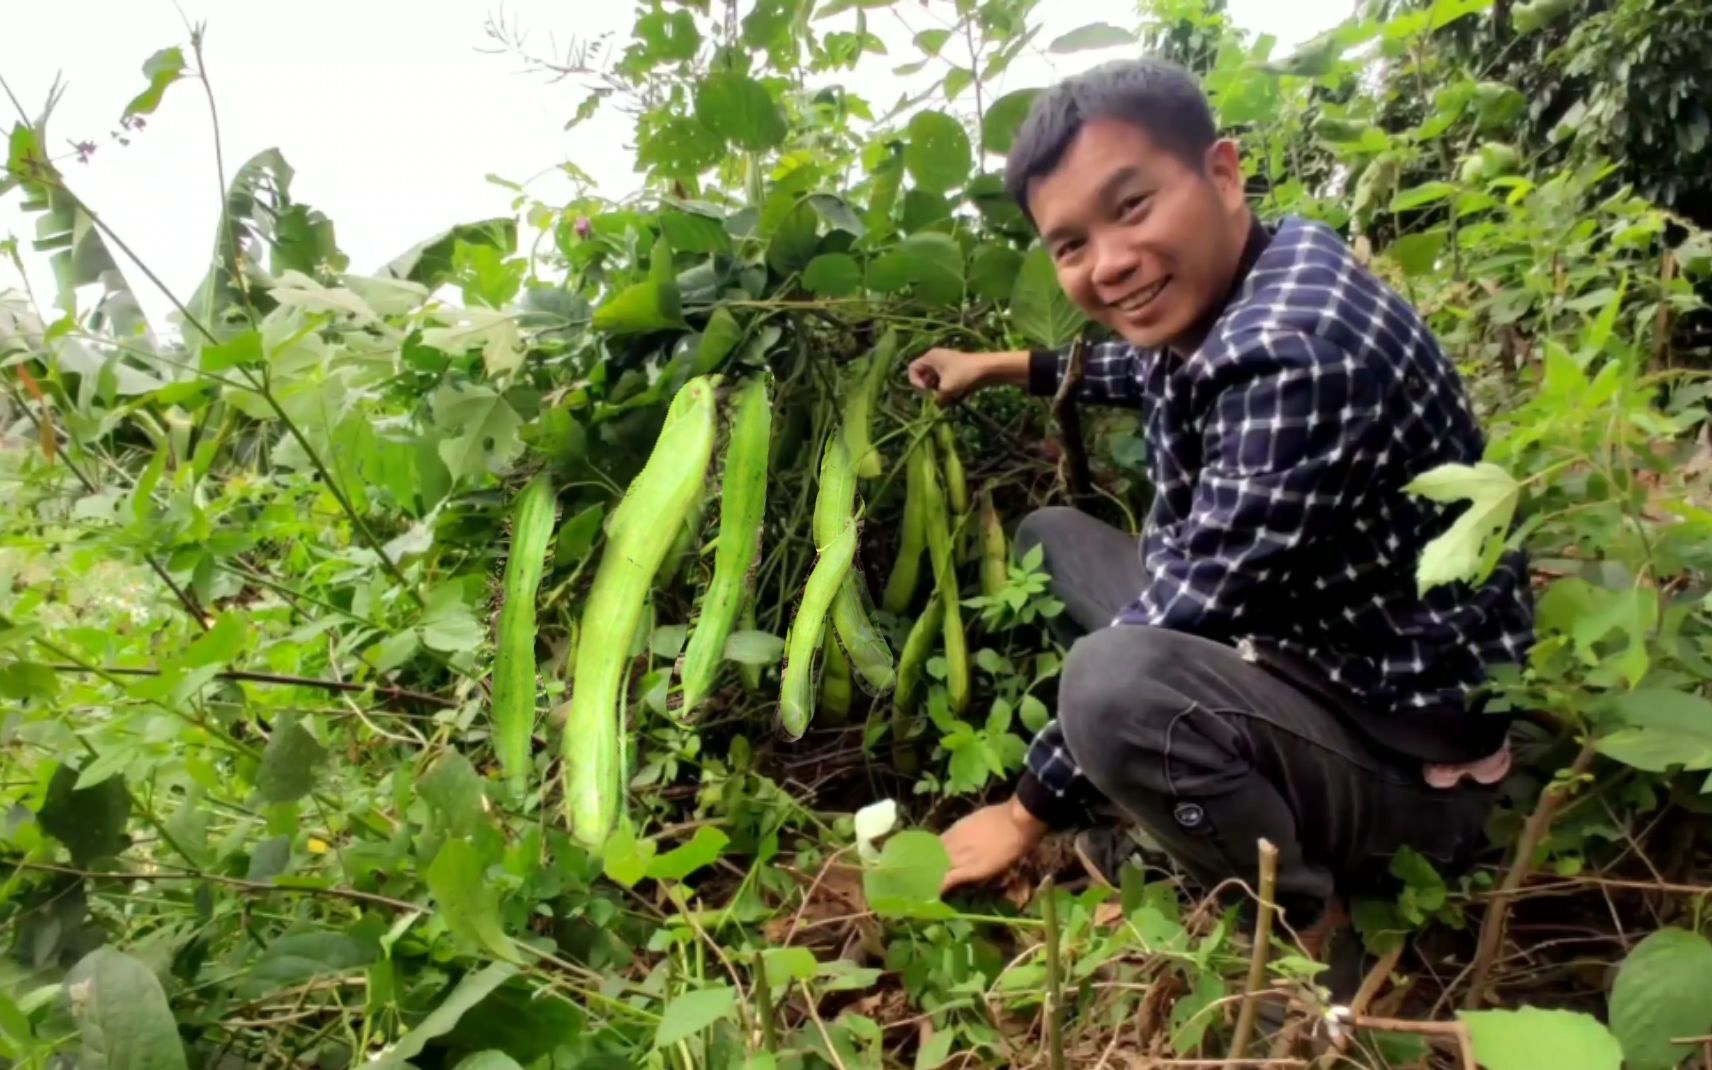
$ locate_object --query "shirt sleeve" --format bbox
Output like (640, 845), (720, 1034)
(1135, 332), (1392, 638)
(1016, 719), (1101, 828)
(1027, 340), (1144, 407)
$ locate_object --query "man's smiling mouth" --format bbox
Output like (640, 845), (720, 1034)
(1111, 276), (1169, 314)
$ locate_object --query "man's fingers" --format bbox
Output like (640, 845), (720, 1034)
(909, 359), (939, 393)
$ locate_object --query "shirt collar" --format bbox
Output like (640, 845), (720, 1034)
(1170, 211), (1271, 358)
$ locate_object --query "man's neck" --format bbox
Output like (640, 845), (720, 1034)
(1166, 209), (1268, 358)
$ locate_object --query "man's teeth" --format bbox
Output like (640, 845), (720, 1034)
(1115, 279), (1165, 312)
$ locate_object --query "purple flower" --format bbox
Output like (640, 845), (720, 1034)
(574, 216), (592, 239)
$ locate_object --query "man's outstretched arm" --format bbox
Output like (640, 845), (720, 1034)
(909, 342), (1143, 407)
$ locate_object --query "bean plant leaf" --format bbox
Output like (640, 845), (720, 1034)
(366, 963), (520, 1068)
(1048, 22), (1137, 52)
(426, 838), (516, 961)
(38, 763), (129, 865)
(593, 278), (686, 334)
(862, 829), (953, 919)
(1608, 928), (1712, 1070)
(902, 233), (964, 305)
(1405, 462), (1519, 594)
(1460, 1007), (1623, 1070)
(982, 88), (1041, 155)
(970, 245), (1023, 301)
(695, 71), (786, 151)
(1010, 248), (1086, 349)
(66, 947), (189, 1070)
(122, 47), (186, 121)
(804, 253), (862, 296)
(453, 1054), (525, 1070)
(654, 984), (737, 1049)
(431, 383), (525, 482)
(419, 752), (486, 838)
(645, 826), (729, 882)
(904, 111), (972, 194)
(254, 717), (328, 805)
(724, 629), (785, 665)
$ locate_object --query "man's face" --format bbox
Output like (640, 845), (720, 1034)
(1027, 118), (1248, 351)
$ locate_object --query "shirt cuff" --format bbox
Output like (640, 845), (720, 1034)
(1026, 349), (1061, 397)
(1015, 769), (1083, 830)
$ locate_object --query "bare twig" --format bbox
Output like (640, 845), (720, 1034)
(1050, 336), (1093, 503)
(42, 663), (457, 707)
(1463, 738), (1600, 1009)
(1229, 838), (1281, 1062)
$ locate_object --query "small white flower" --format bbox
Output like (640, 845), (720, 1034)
(854, 799), (898, 862)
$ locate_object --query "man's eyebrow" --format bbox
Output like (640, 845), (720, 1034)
(1040, 165), (1148, 247)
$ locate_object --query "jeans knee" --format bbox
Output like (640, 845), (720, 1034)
(1014, 506), (1081, 558)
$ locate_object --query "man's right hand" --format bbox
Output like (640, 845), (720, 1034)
(939, 796), (1049, 894)
(908, 348), (1031, 405)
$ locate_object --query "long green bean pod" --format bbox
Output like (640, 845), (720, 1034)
(679, 376), (771, 717)
(979, 489), (1008, 598)
(880, 436), (928, 614)
(920, 436), (970, 715)
(492, 471), (556, 794)
(565, 376), (718, 847)
(778, 518), (858, 739)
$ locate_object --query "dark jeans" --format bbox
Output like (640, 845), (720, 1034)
(1016, 507), (1498, 925)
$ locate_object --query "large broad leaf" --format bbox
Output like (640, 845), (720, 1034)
(1460, 1007), (1622, 1070)
(1609, 928), (1712, 1070)
(654, 984), (737, 1049)
(122, 47), (186, 121)
(982, 88), (1041, 155)
(593, 279), (686, 334)
(1048, 22), (1137, 53)
(1405, 462), (1519, 595)
(694, 71), (786, 151)
(803, 253), (862, 296)
(1009, 248), (1085, 349)
(863, 830), (954, 919)
(37, 763), (129, 865)
(366, 964), (520, 1068)
(904, 111), (972, 194)
(66, 947), (189, 1070)
(418, 752), (486, 839)
(426, 838), (516, 961)
(970, 245), (1024, 302)
(766, 202), (820, 275)
(431, 383), (525, 483)
(1596, 728), (1712, 774)
(254, 717), (328, 805)
(901, 233), (964, 305)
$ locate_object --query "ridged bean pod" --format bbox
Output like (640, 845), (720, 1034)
(778, 517), (857, 739)
(492, 471), (556, 794)
(565, 377), (718, 847)
(880, 435), (927, 615)
(819, 638), (852, 722)
(842, 329), (900, 480)
(979, 489), (1007, 598)
(679, 377), (771, 717)
(935, 419), (968, 516)
(920, 436), (970, 715)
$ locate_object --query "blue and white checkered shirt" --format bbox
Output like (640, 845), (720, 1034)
(1018, 215), (1535, 825)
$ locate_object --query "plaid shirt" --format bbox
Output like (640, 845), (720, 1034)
(1018, 215), (1535, 826)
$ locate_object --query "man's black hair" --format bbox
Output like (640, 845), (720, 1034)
(1004, 56), (1218, 226)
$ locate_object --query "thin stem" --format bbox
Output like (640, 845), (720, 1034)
(1229, 838), (1280, 1062)
(1040, 875), (1067, 1070)
(42, 663), (457, 708)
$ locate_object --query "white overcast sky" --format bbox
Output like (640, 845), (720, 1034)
(2, 0), (1349, 329)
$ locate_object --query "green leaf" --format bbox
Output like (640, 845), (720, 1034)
(1460, 1007), (1623, 1070)
(38, 763), (129, 867)
(695, 308), (746, 374)
(240, 928), (376, 999)
(426, 838), (516, 961)
(1609, 690), (1712, 738)
(654, 985), (737, 1049)
(199, 330), (261, 373)
(1596, 729), (1712, 774)
(1609, 928), (1712, 1070)
(182, 612), (246, 669)
(1388, 230), (1446, 278)
(914, 29), (952, 54)
(901, 233), (964, 305)
(1169, 969), (1225, 1055)
(122, 47), (186, 120)
(1010, 247), (1086, 348)
(601, 822), (657, 888)
(66, 947), (189, 1070)
(593, 278), (686, 334)
(420, 586), (484, 654)
(1405, 462), (1519, 594)
(695, 72), (786, 151)
(767, 201), (820, 275)
(1514, 0), (1575, 33)
(419, 752), (486, 839)
(724, 629), (785, 665)
(970, 245), (1023, 302)
(646, 827), (730, 882)
(904, 111), (973, 194)
(366, 963), (520, 1068)
(804, 253), (863, 296)
(1427, 0), (1494, 30)
(255, 717), (328, 805)
(762, 947), (818, 985)
(982, 88), (1041, 155)
(246, 836), (291, 881)
(0, 659), (58, 700)
(659, 211), (729, 255)
(1390, 181), (1459, 212)
(1048, 22), (1137, 53)
(863, 829), (953, 919)
(453, 1054), (525, 1070)
(431, 383), (525, 482)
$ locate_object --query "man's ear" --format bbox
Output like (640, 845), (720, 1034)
(1204, 138), (1245, 210)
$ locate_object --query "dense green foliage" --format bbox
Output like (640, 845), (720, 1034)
(2, 1), (1711, 1067)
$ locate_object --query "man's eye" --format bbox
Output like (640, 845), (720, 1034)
(1120, 195), (1149, 218)
(1053, 239), (1085, 260)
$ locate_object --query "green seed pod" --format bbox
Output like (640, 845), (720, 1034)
(778, 518), (858, 740)
(880, 435), (928, 615)
(492, 471), (556, 794)
(979, 490), (1007, 598)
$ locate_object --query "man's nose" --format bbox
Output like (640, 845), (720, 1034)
(1089, 231), (1141, 291)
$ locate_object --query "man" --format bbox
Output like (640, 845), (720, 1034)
(907, 57), (1532, 950)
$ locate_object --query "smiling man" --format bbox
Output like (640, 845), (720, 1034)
(907, 58), (1533, 953)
